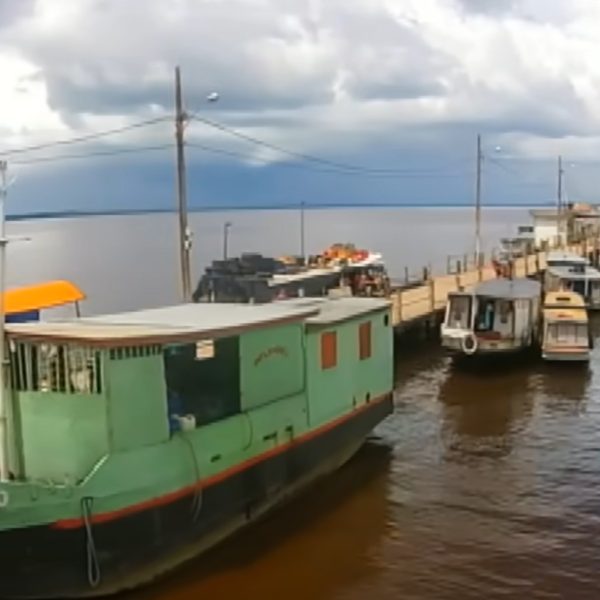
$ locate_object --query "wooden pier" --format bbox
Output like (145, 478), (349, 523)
(389, 240), (596, 331)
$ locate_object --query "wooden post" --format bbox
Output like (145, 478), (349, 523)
(397, 289), (403, 323)
(429, 278), (435, 312)
(404, 266), (409, 284)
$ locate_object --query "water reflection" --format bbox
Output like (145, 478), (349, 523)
(438, 362), (535, 460)
(128, 441), (393, 600)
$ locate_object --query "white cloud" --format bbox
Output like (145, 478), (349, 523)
(2, 0), (600, 176)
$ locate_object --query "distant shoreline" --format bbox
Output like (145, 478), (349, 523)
(6, 202), (556, 222)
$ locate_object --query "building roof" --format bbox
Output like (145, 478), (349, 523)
(5, 297), (390, 346)
(546, 265), (600, 281)
(474, 278), (541, 300)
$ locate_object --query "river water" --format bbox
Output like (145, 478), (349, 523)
(9, 207), (600, 599)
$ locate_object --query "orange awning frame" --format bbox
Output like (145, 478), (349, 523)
(4, 280), (85, 315)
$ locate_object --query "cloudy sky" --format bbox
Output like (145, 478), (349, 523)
(1, 0), (600, 214)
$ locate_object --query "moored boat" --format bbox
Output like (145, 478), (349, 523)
(541, 291), (591, 362)
(440, 278), (542, 358)
(192, 243), (390, 303)
(0, 296), (393, 598)
(544, 263), (600, 309)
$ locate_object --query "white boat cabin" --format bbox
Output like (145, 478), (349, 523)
(545, 265), (600, 310)
(441, 278), (541, 357)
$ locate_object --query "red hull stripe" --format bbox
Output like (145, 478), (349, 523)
(52, 393), (392, 530)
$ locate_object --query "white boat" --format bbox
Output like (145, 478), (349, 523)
(541, 291), (591, 362)
(546, 250), (589, 268)
(544, 264), (600, 309)
(441, 278), (542, 358)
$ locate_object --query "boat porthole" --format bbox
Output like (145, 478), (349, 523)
(0, 490), (9, 508)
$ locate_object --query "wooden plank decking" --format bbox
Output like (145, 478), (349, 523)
(389, 241), (594, 329)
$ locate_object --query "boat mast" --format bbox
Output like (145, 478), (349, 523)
(175, 66), (192, 302)
(0, 161), (9, 481)
(475, 133), (483, 264)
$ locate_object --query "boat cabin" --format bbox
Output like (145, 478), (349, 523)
(2, 298), (393, 486)
(440, 278), (541, 357)
(545, 265), (600, 309)
(541, 291), (590, 362)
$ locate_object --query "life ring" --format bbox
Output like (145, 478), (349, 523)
(461, 333), (478, 355)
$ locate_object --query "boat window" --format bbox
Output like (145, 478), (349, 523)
(164, 337), (240, 429)
(498, 301), (512, 324)
(547, 323), (588, 345)
(475, 299), (495, 332)
(359, 321), (372, 361)
(10, 342), (102, 394)
(447, 295), (471, 329)
(321, 331), (337, 370)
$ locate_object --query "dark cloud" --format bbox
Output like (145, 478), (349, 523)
(455, 0), (518, 16)
(0, 0), (35, 30)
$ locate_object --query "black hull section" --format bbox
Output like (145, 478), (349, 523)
(194, 271), (342, 303)
(0, 396), (393, 599)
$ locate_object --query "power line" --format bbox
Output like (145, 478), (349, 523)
(0, 115), (170, 158)
(189, 113), (469, 175)
(11, 144), (173, 166)
(187, 142), (473, 179)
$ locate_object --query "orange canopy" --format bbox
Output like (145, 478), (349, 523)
(4, 280), (85, 315)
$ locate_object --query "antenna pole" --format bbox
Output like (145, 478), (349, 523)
(0, 161), (9, 481)
(475, 133), (483, 264)
(557, 155), (564, 245)
(175, 66), (192, 301)
(300, 200), (306, 264)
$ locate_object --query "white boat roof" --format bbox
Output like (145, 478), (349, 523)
(277, 297), (390, 325)
(547, 265), (600, 280)
(269, 266), (341, 286)
(473, 278), (541, 300)
(547, 251), (588, 265)
(5, 298), (389, 346)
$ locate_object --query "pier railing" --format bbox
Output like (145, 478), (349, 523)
(389, 240), (595, 329)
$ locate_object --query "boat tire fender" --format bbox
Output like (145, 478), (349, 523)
(0, 490), (8, 508)
(461, 334), (478, 355)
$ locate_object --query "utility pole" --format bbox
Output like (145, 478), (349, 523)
(300, 200), (306, 264)
(475, 133), (483, 265)
(175, 66), (192, 301)
(557, 155), (564, 245)
(223, 221), (232, 260)
(0, 161), (9, 481)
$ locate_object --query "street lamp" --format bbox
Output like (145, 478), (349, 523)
(223, 221), (232, 260)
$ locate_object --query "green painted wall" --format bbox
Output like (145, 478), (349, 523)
(17, 391), (108, 484)
(306, 308), (393, 427)
(105, 354), (169, 452)
(239, 323), (304, 410)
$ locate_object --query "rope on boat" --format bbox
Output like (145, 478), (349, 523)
(181, 435), (203, 522)
(81, 496), (101, 588)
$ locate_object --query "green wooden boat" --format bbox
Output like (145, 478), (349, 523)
(0, 297), (393, 598)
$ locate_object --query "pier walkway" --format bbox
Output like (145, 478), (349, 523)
(389, 240), (595, 330)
